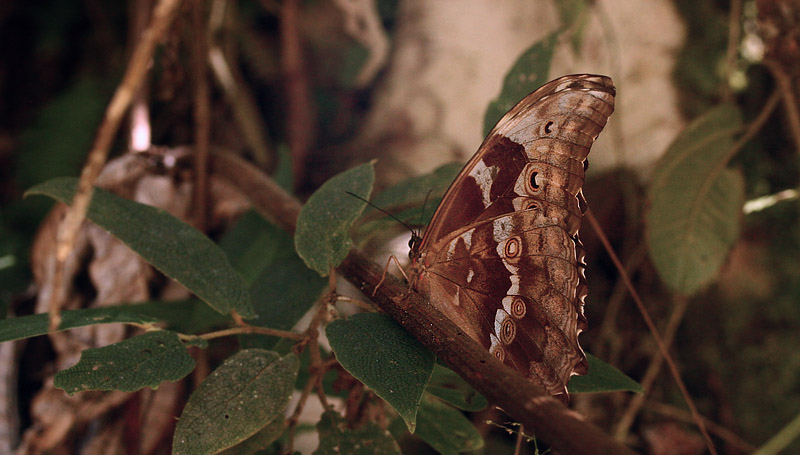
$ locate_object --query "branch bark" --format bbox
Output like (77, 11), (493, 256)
(209, 151), (638, 455)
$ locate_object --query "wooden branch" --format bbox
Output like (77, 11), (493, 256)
(210, 152), (637, 455)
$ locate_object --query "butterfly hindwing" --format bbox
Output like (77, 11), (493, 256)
(412, 74), (615, 398)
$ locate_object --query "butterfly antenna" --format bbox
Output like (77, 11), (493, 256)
(345, 191), (417, 235)
(420, 189), (434, 227)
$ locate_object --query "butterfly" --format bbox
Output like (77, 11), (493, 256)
(409, 74), (615, 398)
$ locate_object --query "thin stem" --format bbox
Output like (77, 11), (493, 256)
(586, 210), (717, 455)
(49, 0), (183, 331)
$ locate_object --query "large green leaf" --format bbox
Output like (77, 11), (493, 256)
(0, 307), (158, 343)
(326, 313), (434, 432)
(25, 177), (254, 317)
(295, 162), (375, 276)
(567, 353), (643, 394)
(314, 410), (401, 455)
(647, 105), (744, 294)
(483, 32), (559, 136)
(414, 398), (483, 455)
(54, 330), (194, 394)
(173, 350), (299, 455)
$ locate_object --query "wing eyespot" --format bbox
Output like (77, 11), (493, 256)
(504, 237), (521, 258)
(529, 170), (541, 192)
(492, 346), (505, 362)
(544, 121), (554, 134)
(500, 318), (516, 344)
(510, 297), (526, 318)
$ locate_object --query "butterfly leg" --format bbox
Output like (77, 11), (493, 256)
(372, 255), (410, 296)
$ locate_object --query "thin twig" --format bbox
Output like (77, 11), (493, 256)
(50, 0), (183, 331)
(192, 326), (305, 341)
(766, 61), (800, 154)
(613, 294), (691, 438)
(723, 0), (742, 101)
(586, 210), (717, 455)
(645, 401), (757, 453)
(191, 0), (211, 230)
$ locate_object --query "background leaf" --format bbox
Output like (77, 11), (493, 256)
(567, 354), (643, 394)
(482, 32), (559, 136)
(425, 364), (487, 412)
(295, 162), (375, 276)
(314, 410), (402, 455)
(173, 350), (299, 455)
(25, 177), (254, 317)
(413, 397), (484, 455)
(0, 307), (158, 342)
(326, 313), (434, 432)
(54, 330), (194, 394)
(647, 105), (744, 294)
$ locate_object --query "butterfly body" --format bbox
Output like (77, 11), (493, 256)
(410, 74), (615, 397)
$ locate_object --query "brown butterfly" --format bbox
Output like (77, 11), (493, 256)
(409, 74), (615, 398)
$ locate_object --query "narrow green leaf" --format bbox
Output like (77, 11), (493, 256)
(218, 417), (285, 455)
(567, 353), (643, 394)
(647, 105), (744, 294)
(483, 32), (559, 136)
(173, 350), (299, 455)
(0, 307), (158, 343)
(326, 313), (434, 432)
(295, 162), (375, 276)
(314, 410), (402, 455)
(414, 398), (483, 455)
(25, 177), (254, 317)
(54, 331), (194, 394)
(425, 364), (487, 412)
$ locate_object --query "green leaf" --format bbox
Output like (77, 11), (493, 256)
(16, 77), (109, 188)
(646, 105), (744, 295)
(240, 254), (326, 349)
(326, 313), (434, 432)
(555, 0), (590, 52)
(425, 364), (487, 412)
(370, 163), (462, 211)
(218, 417), (285, 455)
(0, 307), (159, 343)
(295, 162), (375, 276)
(483, 32), (559, 136)
(220, 210), (293, 284)
(354, 163), (462, 241)
(567, 353), (643, 394)
(314, 410), (402, 455)
(414, 398), (483, 455)
(125, 299), (230, 334)
(54, 331), (194, 394)
(173, 350), (299, 455)
(25, 177), (254, 318)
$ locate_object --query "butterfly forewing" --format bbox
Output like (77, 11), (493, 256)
(412, 74), (615, 398)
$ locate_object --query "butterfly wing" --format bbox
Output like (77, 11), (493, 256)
(414, 74), (615, 396)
